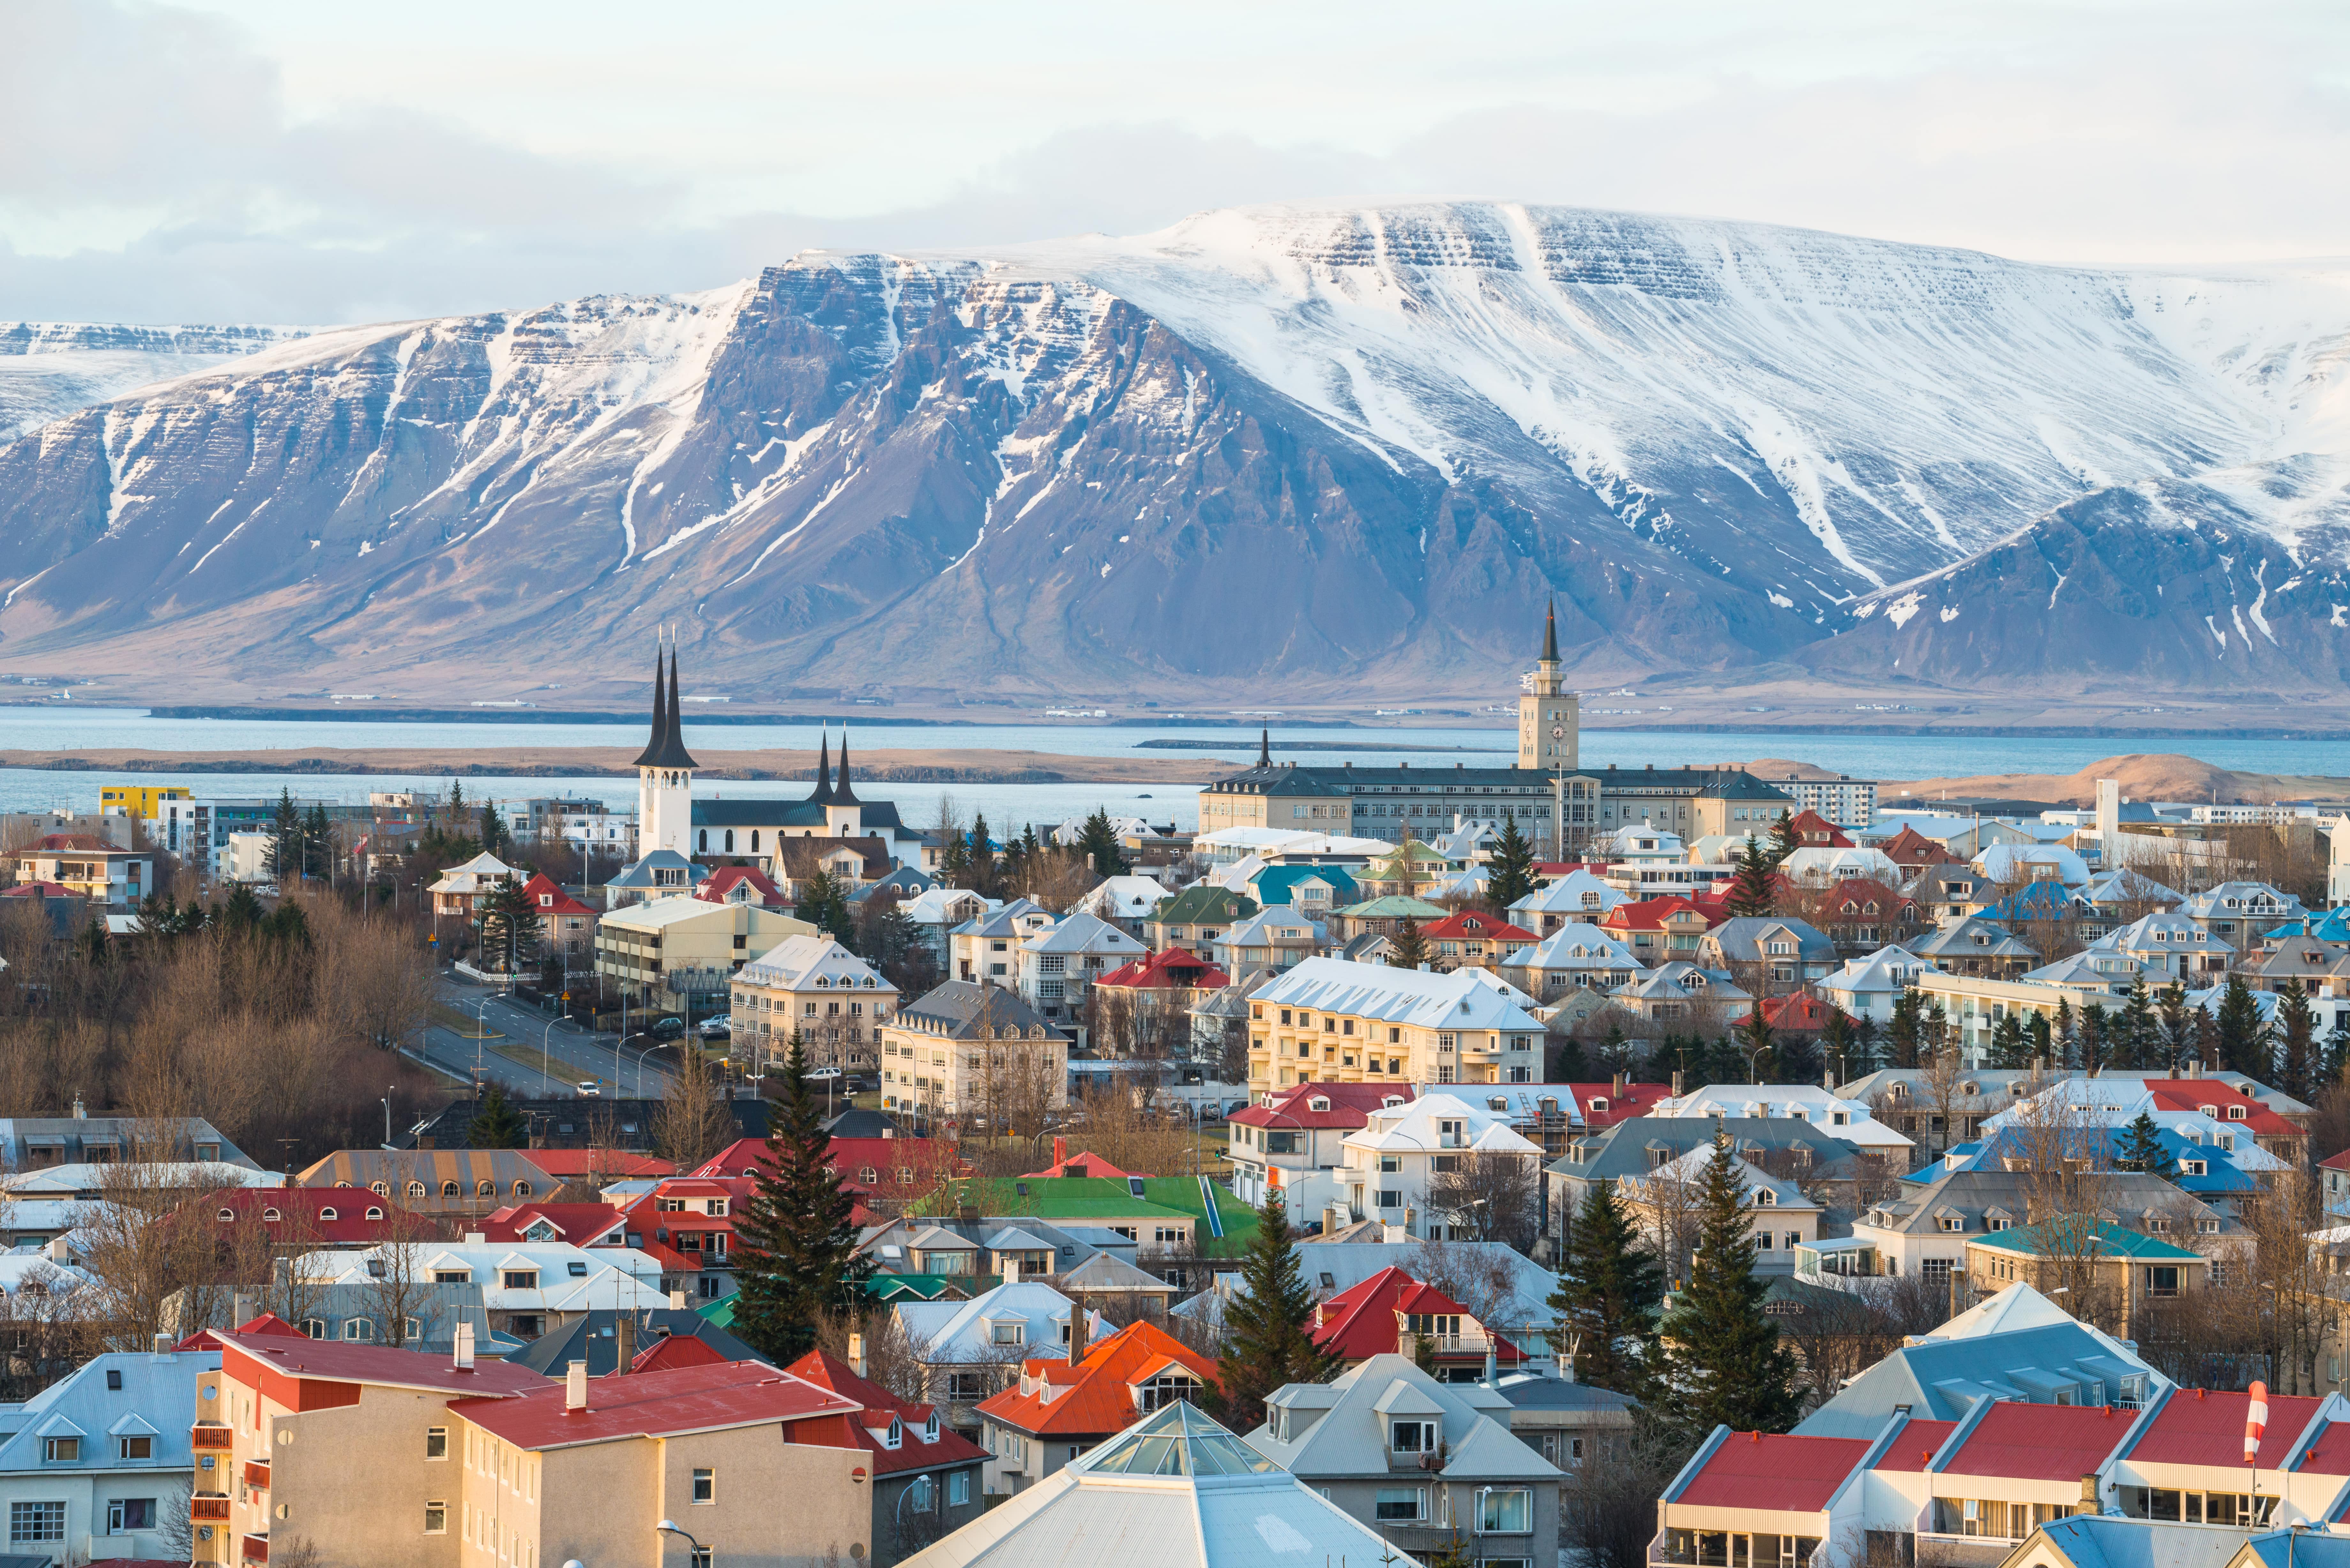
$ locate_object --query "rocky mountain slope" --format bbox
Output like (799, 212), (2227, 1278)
(0, 322), (304, 440)
(1, 204), (2346, 706)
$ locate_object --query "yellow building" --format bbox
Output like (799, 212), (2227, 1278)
(98, 783), (189, 818)
(1244, 956), (1547, 1094)
(729, 933), (901, 1074)
(594, 895), (814, 1009)
(1519, 602), (1579, 771)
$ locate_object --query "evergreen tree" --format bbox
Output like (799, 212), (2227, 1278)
(1654, 1134), (1802, 1438)
(222, 881), (265, 932)
(1075, 808), (1130, 877)
(2054, 996), (2079, 1072)
(730, 1038), (871, 1363)
(2114, 1110), (2178, 1180)
(1820, 1007), (1855, 1082)
(478, 801), (509, 861)
(1217, 1193), (1341, 1431)
(475, 873), (542, 973)
(448, 777), (467, 816)
(966, 813), (999, 895)
(1549, 1180), (1662, 1394)
(1551, 1032), (1590, 1084)
(263, 900), (311, 949)
(2324, 1017), (2350, 1089)
(2277, 978), (2318, 1104)
(269, 787), (303, 883)
(1774, 1027), (1821, 1087)
(467, 1084), (526, 1148)
(1387, 916), (1430, 969)
(1486, 815), (1538, 910)
(1597, 1020), (1634, 1079)
(2158, 981), (2193, 1072)
(2192, 1007), (2221, 1072)
(1888, 990), (1922, 1070)
(1735, 1006), (1778, 1083)
(1724, 835), (1776, 919)
(1848, 1015), (1882, 1077)
(2079, 1003), (2108, 1074)
(2216, 974), (2267, 1079)
(76, 916), (110, 968)
(795, 869), (855, 947)
(2115, 980), (2158, 1070)
(305, 803), (334, 879)
(1987, 1012), (2027, 1069)
(2024, 1009), (2052, 1068)
(1766, 810), (1800, 868)
(939, 821), (970, 884)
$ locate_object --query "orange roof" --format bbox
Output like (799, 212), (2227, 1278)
(1420, 910), (1535, 945)
(786, 1349), (990, 1475)
(1023, 1137), (1151, 1180)
(972, 1321), (1220, 1437)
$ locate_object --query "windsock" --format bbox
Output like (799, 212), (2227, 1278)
(2246, 1380), (2269, 1463)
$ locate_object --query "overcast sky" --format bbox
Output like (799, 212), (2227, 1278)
(6, 0), (2348, 324)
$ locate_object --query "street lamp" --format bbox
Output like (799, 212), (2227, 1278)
(656, 1520), (704, 1563)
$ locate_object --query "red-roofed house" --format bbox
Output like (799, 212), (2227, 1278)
(971, 1320), (1219, 1496)
(789, 1347), (989, 1555)
(474, 1202), (632, 1248)
(519, 871), (597, 961)
(1309, 1266), (1526, 1380)
(1880, 824), (1961, 871)
(1022, 1136), (1150, 1180)
(1928, 1400), (2136, 1536)
(1093, 946), (1228, 992)
(501, 1149), (675, 1184)
(2143, 1079), (2306, 1159)
(607, 1176), (749, 1300)
(7, 833), (150, 907)
(1808, 877), (1922, 954)
(174, 1184), (425, 1253)
(1226, 1082), (1415, 1208)
(697, 863), (787, 908)
(1735, 993), (1838, 1037)
(1601, 895), (1712, 961)
(1419, 910), (1536, 973)
(696, 1133), (957, 1219)
(1567, 1080), (1670, 1129)
(1787, 810), (1854, 850)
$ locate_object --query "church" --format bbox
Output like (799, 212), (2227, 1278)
(602, 641), (929, 905)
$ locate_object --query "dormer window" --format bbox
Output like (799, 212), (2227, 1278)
(1308, 1097), (1331, 1112)
(318, 1207), (338, 1223)
(1754, 1189), (1776, 1207)
(2228, 1106), (2247, 1121)
(262, 1208), (281, 1224)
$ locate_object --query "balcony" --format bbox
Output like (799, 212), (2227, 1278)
(192, 1495), (231, 1522)
(192, 1423), (234, 1450)
(244, 1459), (269, 1489)
(241, 1534), (269, 1564)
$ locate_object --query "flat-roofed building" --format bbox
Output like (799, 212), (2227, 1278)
(1245, 957), (1547, 1096)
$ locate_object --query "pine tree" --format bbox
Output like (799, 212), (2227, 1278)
(1734, 1005), (1777, 1083)
(1654, 1134), (1801, 1437)
(269, 787), (303, 883)
(2114, 1110), (2178, 1180)
(1551, 1031), (1590, 1083)
(467, 1084), (525, 1148)
(1724, 835), (1776, 919)
(1848, 1015), (1881, 1077)
(1888, 990), (1922, 1069)
(730, 1037), (871, 1364)
(1987, 1012), (2026, 1069)
(1597, 1019), (1634, 1079)
(2277, 978), (2317, 1104)
(939, 821), (970, 884)
(2115, 980), (2158, 1071)
(478, 801), (509, 860)
(795, 869), (854, 947)
(2325, 1018), (2350, 1089)
(2192, 1008), (2221, 1072)
(1549, 1180), (1662, 1394)
(2024, 1010), (2051, 1069)
(305, 803), (334, 879)
(1217, 1194), (1341, 1432)
(2054, 996), (2079, 1071)
(1820, 1007), (1855, 1082)
(967, 813), (998, 892)
(2216, 974), (2267, 1079)
(1766, 810), (1800, 868)
(2158, 981), (2193, 1072)
(222, 881), (265, 932)
(2079, 1003), (2108, 1074)
(1075, 808), (1130, 877)
(1775, 1027), (1821, 1087)
(1388, 916), (1430, 969)
(476, 873), (542, 974)
(1486, 815), (1538, 911)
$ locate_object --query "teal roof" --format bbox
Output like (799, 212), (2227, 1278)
(1969, 1218), (2202, 1262)
(1252, 864), (1359, 908)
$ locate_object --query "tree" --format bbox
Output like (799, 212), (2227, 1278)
(967, 813), (998, 893)
(1734, 1006), (1777, 1084)
(2216, 974), (2268, 1080)
(1820, 1007), (1855, 1082)
(730, 1038), (869, 1363)
(2024, 1008), (2052, 1068)
(1387, 916), (1429, 970)
(1847, 1015), (1881, 1078)
(2079, 1003), (2108, 1074)
(269, 788), (304, 883)
(652, 1043), (736, 1174)
(1723, 835), (1776, 919)
(1486, 815), (1538, 911)
(2278, 978), (2318, 1104)
(1766, 810), (1800, 868)
(795, 868), (855, 947)
(304, 803), (334, 880)
(1549, 1180), (1661, 1394)
(474, 873), (540, 974)
(478, 801), (510, 860)
(1986, 1012), (2027, 1070)
(1652, 1134), (1801, 1438)
(467, 1084), (525, 1148)
(1215, 1193), (1340, 1432)
(2158, 981), (2194, 1072)
(2115, 980), (2159, 1071)
(1773, 1027), (1821, 1087)
(2054, 996), (2079, 1071)
(1888, 989), (1922, 1070)
(2114, 1110), (2178, 1180)
(1074, 808), (1130, 878)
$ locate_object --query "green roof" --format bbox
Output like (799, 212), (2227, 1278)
(1369, 840), (1451, 870)
(1333, 895), (1449, 919)
(1152, 886), (1258, 925)
(696, 1290), (738, 1328)
(1969, 1218), (2202, 1262)
(913, 1174), (1260, 1257)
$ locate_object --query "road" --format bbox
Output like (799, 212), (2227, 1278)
(416, 975), (687, 1099)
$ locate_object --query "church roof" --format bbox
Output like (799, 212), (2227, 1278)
(632, 646), (699, 771)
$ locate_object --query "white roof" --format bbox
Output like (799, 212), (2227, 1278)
(1622, 1145), (1822, 1210)
(1502, 926), (1646, 971)
(599, 893), (770, 932)
(1253, 956), (1546, 1033)
(1345, 1092), (1543, 1157)
(0, 1161), (285, 1197)
(426, 851), (521, 894)
(1820, 943), (1935, 998)
(739, 933), (891, 990)
(1074, 875), (1167, 920)
(1973, 842), (2092, 886)
(902, 887), (998, 926)
(294, 1241), (666, 1309)
(1193, 828), (1392, 855)
(1779, 845), (1900, 884)
(1648, 1085), (1913, 1149)
(893, 1281), (1104, 1361)
(1510, 868), (1624, 915)
(1217, 908), (1321, 946)
(1025, 909), (1145, 956)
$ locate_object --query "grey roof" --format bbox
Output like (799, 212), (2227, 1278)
(1550, 1116), (1869, 1182)
(604, 848), (698, 888)
(0, 1116), (252, 1170)
(1701, 916), (1837, 964)
(1861, 1166), (2230, 1238)
(1492, 1372), (1640, 1416)
(504, 1308), (764, 1376)
(1912, 916), (2040, 961)
(1059, 1251), (1176, 1292)
(2023, 1514), (2264, 1568)
(1790, 1320), (2151, 1437)
(896, 979), (1066, 1040)
(1249, 1353), (1562, 1481)
(1179, 1240), (1558, 1343)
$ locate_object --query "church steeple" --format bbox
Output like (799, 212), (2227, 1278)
(634, 630), (697, 859)
(808, 727), (835, 805)
(1256, 728), (1271, 769)
(1541, 600), (1559, 666)
(833, 727), (860, 806)
(633, 638), (697, 770)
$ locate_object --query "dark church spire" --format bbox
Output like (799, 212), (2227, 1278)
(1541, 600), (1559, 665)
(833, 727), (860, 805)
(1256, 728), (1271, 769)
(633, 634), (697, 770)
(808, 727), (835, 804)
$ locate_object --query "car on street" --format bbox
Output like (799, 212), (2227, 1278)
(576, 1080), (601, 1097)
(648, 1016), (686, 1041)
(805, 1066), (843, 1082)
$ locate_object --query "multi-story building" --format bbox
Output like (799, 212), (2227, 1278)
(729, 934), (899, 1074)
(1226, 1083), (1415, 1209)
(291, 1240), (667, 1344)
(0, 1345), (218, 1566)
(516, 872), (597, 970)
(946, 900), (1058, 984)
(1771, 779), (1882, 829)
(2176, 881), (2306, 948)
(786, 1348), (989, 1565)
(1246, 957), (1548, 1095)
(1015, 911), (1146, 1038)
(1308, 1265), (1533, 1381)
(1615, 1143), (1823, 1275)
(7, 833), (152, 908)
(973, 1321), (1220, 1496)
(426, 851), (521, 919)
(876, 982), (1069, 1123)
(1332, 1092), (1543, 1240)
(593, 894), (813, 1010)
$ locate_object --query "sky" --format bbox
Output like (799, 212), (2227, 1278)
(5, 0), (2350, 324)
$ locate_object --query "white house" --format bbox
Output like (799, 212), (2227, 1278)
(1070, 874), (1165, 937)
(0, 1346), (219, 1565)
(1644, 1084), (1914, 1157)
(1973, 842), (2092, 887)
(1779, 846), (1902, 886)
(1508, 870), (1624, 933)
(1816, 944), (1936, 1025)
(290, 1241), (666, 1343)
(1498, 927), (1649, 1003)
(1335, 1093), (1542, 1239)
(892, 1282), (1111, 1433)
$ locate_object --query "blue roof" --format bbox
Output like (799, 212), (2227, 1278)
(1250, 863), (1359, 908)
(1978, 879), (2088, 923)
(1931, 1125), (2257, 1195)
(2267, 908), (2350, 943)
(0, 1347), (219, 1475)
(1792, 1321), (2146, 1437)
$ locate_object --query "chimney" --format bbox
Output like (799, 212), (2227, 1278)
(1671, 1071), (1684, 1096)
(1069, 1308), (1086, 1367)
(1323, 1204), (1343, 1238)
(1052, 1136), (1066, 1169)
(613, 1315), (635, 1375)
(1613, 1071), (1627, 1098)
(1418, 962), (1431, 973)
(1823, 1067), (1836, 1090)
(71, 1096), (85, 1121)
(465, 1232), (486, 1244)
(2189, 1058), (2203, 1078)
(565, 1361), (588, 1412)
(1483, 1341), (1497, 1388)
(453, 1321), (475, 1372)
(231, 1291), (256, 1329)
(43, 1237), (70, 1265)
(153, 1331), (175, 1355)
(668, 1290), (686, 1310)
(849, 1331), (867, 1379)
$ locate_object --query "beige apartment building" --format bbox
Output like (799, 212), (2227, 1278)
(729, 934), (899, 1074)
(1243, 956), (1547, 1094)
(877, 981), (1069, 1124)
(594, 895), (814, 1009)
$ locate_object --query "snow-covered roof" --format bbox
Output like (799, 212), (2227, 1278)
(1343, 1092), (1543, 1157)
(1251, 957), (1545, 1033)
(1509, 868), (1624, 916)
(427, 851), (521, 893)
(738, 933), (891, 990)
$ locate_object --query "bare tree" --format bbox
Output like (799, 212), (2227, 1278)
(1425, 1150), (1542, 1251)
(651, 1045), (734, 1175)
(365, 1207), (444, 1350)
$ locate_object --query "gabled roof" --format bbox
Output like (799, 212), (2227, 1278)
(1149, 885), (1258, 925)
(221, 1328), (550, 1397)
(1309, 1267), (1525, 1365)
(695, 864), (786, 906)
(1602, 894), (1705, 932)
(1673, 1431), (1869, 1512)
(504, 1308), (766, 1376)
(1419, 910), (1535, 945)
(455, 1360), (854, 1450)
(474, 1202), (629, 1248)
(787, 1348), (989, 1474)
(1095, 946), (1228, 991)
(1941, 1398), (2134, 1481)
(974, 1320), (1220, 1437)
(1230, 1082), (1413, 1131)
(519, 872), (596, 918)
(2128, 1388), (2330, 1471)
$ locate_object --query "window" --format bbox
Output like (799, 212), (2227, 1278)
(107, 1497), (156, 1532)
(317, 1207), (338, 1222)
(1376, 1487), (1425, 1521)
(503, 1270), (539, 1290)
(440, 1181), (459, 1198)
(300, 1318), (327, 1338)
(949, 1470), (971, 1506)
(343, 1318), (375, 1341)
(42, 1437), (77, 1462)
(10, 1502), (64, 1543)
(1391, 1420), (1436, 1453)
(690, 1550), (713, 1568)
(106, 1368), (122, 1391)
(990, 1322), (1023, 1345)
(1478, 1488), (1532, 1534)
(118, 1436), (151, 1459)
(407, 1182), (427, 1200)
(425, 1501), (447, 1534)
(692, 1467), (715, 1503)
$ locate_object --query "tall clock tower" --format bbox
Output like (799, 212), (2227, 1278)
(1518, 602), (1579, 771)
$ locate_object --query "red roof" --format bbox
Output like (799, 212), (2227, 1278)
(2130, 1389), (2329, 1471)
(1536, 862), (1606, 879)
(2310, 1423), (2350, 1478)
(1819, 878), (1914, 921)
(788, 1349), (990, 1474)
(1420, 910), (1535, 946)
(474, 1202), (631, 1247)
(630, 1334), (730, 1375)
(1603, 895), (1704, 933)
(519, 872), (596, 919)
(454, 1361), (859, 1450)
(510, 1151), (674, 1180)
(696, 1137), (776, 1178)
(1, 882), (76, 898)
(1873, 1420), (1959, 1471)
(1231, 1081), (1415, 1131)
(2324, 1150), (2350, 1172)
(28, 834), (112, 852)
(2143, 1081), (2302, 1140)
(1739, 993), (1838, 1032)
(972, 1321), (1221, 1438)
(1943, 1401), (2132, 1481)
(1095, 947), (1229, 991)
(184, 1185), (423, 1247)
(221, 1329), (550, 1397)
(1676, 1432), (1869, 1512)
(1880, 825), (1959, 867)
(697, 864), (787, 906)
(1023, 1137), (1150, 1180)
(1309, 1266), (1524, 1365)
(1787, 810), (1853, 848)
(1567, 1082), (1670, 1128)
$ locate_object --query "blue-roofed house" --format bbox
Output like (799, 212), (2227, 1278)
(1978, 880), (2107, 938)
(1247, 863), (1358, 918)
(0, 1345), (221, 1563)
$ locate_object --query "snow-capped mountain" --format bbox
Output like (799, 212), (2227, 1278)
(2, 203), (2346, 705)
(0, 322), (305, 440)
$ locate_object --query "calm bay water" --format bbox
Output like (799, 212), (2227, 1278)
(0, 708), (2341, 830)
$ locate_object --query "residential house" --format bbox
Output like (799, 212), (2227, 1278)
(1210, 908), (1323, 976)
(1418, 910), (1536, 974)
(1245, 957), (1548, 1095)
(290, 1239), (667, 1343)
(294, 1150), (563, 1219)
(1644, 1084), (1913, 1160)
(1976, 841), (2094, 886)
(890, 1283), (1110, 1436)
(1599, 895), (1713, 964)
(608, 1175), (749, 1302)
(1567, 1079), (1672, 1129)
(1615, 1144), (1823, 1275)
(1226, 1082), (1414, 1209)
(1492, 1371), (1638, 1475)
(426, 850), (521, 918)
(899, 888), (997, 968)
(2178, 882), (2306, 948)
(597, 847), (698, 909)
(973, 1320), (1220, 1495)
(0, 1345), (218, 1565)
(1605, 963), (1751, 1031)
(1808, 1165), (2229, 1285)
(505, 1307), (766, 1377)
(1877, 823), (1962, 871)
(1545, 1118), (1873, 1252)
(594, 894), (814, 1010)
(1308, 1265), (1530, 1381)
(1323, 895), (1450, 945)
(1808, 878), (1924, 955)
(1141, 887), (1256, 963)
(1779, 846), (1903, 887)
(1785, 809), (1854, 848)
(787, 1348), (990, 1566)
(1910, 916), (2041, 979)
(728, 933), (899, 1075)
(0, 1112), (249, 1170)
(1070, 874), (1168, 938)
(693, 863), (788, 908)
(1246, 1353), (1562, 1563)
(876, 981), (1069, 1124)
(944, 900), (1058, 987)
(765, 833), (895, 897)
(2094, 911), (2239, 981)
(1248, 864), (1359, 917)
(1913, 863), (1998, 922)
(1965, 1220), (2209, 1332)
(1332, 1092), (1543, 1240)
(1508, 869), (1625, 933)
(1816, 944), (1937, 1026)
(1497, 926), (1648, 1003)
(1354, 839), (1453, 900)
(1695, 916), (1839, 991)
(5, 834), (153, 908)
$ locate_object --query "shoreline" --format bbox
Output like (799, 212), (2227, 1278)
(0, 744), (1243, 785)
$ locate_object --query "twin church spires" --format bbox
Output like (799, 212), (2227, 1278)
(804, 726), (859, 806)
(634, 635), (857, 809)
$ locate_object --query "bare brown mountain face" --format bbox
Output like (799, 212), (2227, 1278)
(1, 203), (2345, 707)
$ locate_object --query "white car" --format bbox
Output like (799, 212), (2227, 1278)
(576, 1080), (602, 1097)
(805, 1067), (843, 1082)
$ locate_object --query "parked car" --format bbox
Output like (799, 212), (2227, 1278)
(806, 1066), (843, 1083)
(699, 1015), (732, 1040)
(648, 1016), (686, 1041)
